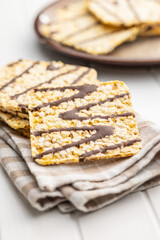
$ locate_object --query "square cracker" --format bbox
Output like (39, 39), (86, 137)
(0, 59), (97, 118)
(28, 81), (142, 165)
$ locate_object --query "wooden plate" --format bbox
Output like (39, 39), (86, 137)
(35, 0), (160, 67)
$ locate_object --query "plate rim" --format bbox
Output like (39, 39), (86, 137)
(34, 0), (160, 67)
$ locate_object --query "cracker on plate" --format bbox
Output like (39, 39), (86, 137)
(87, 0), (160, 27)
(140, 24), (160, 36)
(28, 81), (142, 165)
(40, 1), (139, 55)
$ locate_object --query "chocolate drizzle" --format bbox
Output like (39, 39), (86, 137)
(71, 69), (91, 85)
(79, 138), (141, 161)
(59, 93), (131, 121)
(31, 84), (140, 162)
(33, 125), (114, 160)
(46, 63), (63, 71)
(30, 84), (98, 112)
(78, 30), (117, 44)
(0, 61), (39, 92)
(60, 112), (134, 121)
(49, 13), (88, 26)
(7, 59), (22, 67)
(50, 31), (58, 35)
(11, 66), (79, 100)
(127, 0), (140, 22)
(32, 125), (113, 137)
(64, 23), (98, 41)
(93, 0), (124, 23)
(18, 104), (28, 113)
(31, 85), (130, 114)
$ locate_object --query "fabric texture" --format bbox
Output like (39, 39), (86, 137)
(1, 114), (160, 213)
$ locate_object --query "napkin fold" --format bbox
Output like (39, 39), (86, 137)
(1, 114), (160, 213)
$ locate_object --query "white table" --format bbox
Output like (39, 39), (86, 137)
(0, 0), (160, 239)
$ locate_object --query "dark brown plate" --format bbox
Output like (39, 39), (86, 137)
(35, 0), (160, 66)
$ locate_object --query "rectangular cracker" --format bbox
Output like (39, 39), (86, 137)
(0, 111), (29, 130)
(28, 81), (142, 165)
(87, 0), (160, 27)
(0, 111), (30, 137)
(0, 59), (97, 118)
(15, 128), (30, 138)
(40, 1), (139, 55)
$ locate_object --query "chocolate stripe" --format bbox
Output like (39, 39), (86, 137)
(0, 61), (39, 91)
(30, 84), (98, 112)
(11, 64), (65, 99)
(32, 125), (112, 137)
(32, 112), (133, 137)
(93, 0), (124, 23)
(77, 30), (117, 45)
(33, 136), (141, 161)
(72, 69), (91, 85)
(127, 0), (140, 22)
(60, 93), (130, 121)
(49, 13), (88, 25)
(33, 125), (114, 160)
(60, 112), (134, 122)
(79, 138), (141, 161)
(34, 84), (84, 92)
(64, 23), (99, 40)
(7, 59), (22, 67)
(31, 86), (129, 113)
(18, 104), (28, 113)
(46, 63), (64, 71)
(18, 82), (85, 111)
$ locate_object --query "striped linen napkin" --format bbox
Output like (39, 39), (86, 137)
(1, 114), (160, 213)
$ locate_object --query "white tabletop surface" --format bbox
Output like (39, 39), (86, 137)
(1, 0), (160, 239)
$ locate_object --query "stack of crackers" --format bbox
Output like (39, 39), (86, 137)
(39, 0), (160, 55)
(0, 59), (142, 165)
(0, 59), (97, 137)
